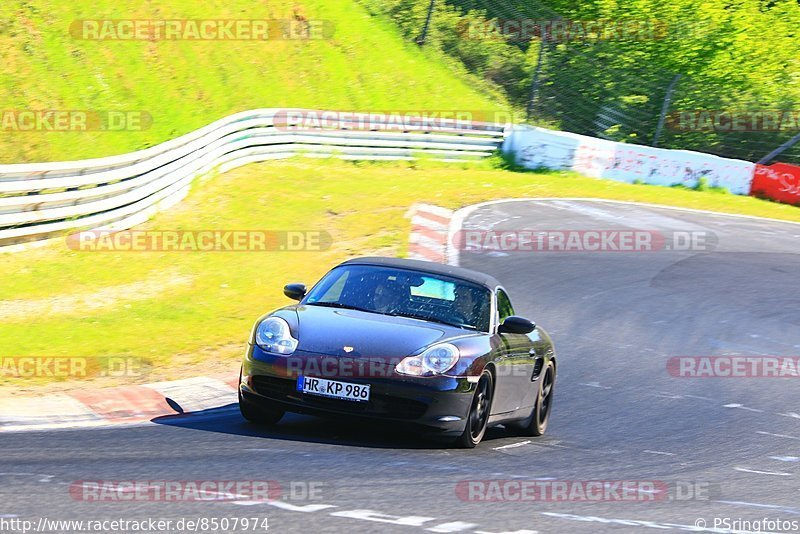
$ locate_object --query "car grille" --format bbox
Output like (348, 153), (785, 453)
(251, 375), (427, 420)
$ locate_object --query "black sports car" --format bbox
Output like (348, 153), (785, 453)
(238, 256), (556, 447)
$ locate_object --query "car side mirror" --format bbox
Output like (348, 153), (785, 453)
(284, 283), (307, 301)
(498, 316), (536, 334)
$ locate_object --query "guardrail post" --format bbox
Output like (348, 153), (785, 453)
(415, 0), (436, 45)
(758, 131), (800, 164)
(651, 74), (682, 147)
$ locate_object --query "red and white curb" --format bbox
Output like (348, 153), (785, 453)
(406, 203), (453, 263)
(0, 373), (240, 432)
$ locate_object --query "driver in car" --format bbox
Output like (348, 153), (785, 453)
(453, 286), (477, 325)
(372, 280), (405, 313)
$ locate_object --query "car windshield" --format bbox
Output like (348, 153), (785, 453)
(304, 265), (492, 332)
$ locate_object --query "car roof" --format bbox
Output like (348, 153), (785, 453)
(339, 256), (502, 290)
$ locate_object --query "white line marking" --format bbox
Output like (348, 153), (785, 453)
(757, 431), (800, 440)
(493, 440), (532, 450)
(426, 521), (479, 532)
(734, 467), (792, 476)
(684, 394), (715, 401)
(714, 500), (800, 515)
(723, 404), (763, 412)
(330, 510), (435, 526)
(542, 511), (741, 532)
(579, 382), (612, 390)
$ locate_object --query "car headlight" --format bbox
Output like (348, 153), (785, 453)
(255, 317), (298, 355)
(395, 343), (460, 376)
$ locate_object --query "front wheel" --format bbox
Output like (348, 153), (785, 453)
(514, 361), (555, 437)
(455, 370), (494, 448)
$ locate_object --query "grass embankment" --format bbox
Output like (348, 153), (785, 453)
(0, 0), (505, 163)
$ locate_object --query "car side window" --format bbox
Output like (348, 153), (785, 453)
(496, 289), (514, 323)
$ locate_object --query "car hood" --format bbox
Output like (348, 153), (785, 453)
(293, 304), (455, 358)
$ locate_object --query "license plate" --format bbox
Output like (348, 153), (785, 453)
(296, 376), (370, 402)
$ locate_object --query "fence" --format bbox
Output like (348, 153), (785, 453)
(0, 109), (508, 249)
(364, 0), (800, 165)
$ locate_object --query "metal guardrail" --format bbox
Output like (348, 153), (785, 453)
(0, 109), (507, 248)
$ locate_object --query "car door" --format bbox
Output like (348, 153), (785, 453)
(490, 288), (536, 413)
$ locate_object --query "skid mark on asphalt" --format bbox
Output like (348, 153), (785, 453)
(573, 380), (799, 430)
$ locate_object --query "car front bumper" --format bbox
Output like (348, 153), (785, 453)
(240, 345), (477, 436)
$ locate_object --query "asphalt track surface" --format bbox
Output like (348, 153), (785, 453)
(3, 199), (800, 534)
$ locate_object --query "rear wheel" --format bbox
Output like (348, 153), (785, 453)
(456, 370), (494, 448)
(238, 371), (284, 425)
(514, 361), (555, 437)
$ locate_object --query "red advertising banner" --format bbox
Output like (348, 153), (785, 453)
(750, 162), (800, 205)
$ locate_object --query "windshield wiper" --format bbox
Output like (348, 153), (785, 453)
(386, 311), (471, 329)
(308, 301), (375, 313)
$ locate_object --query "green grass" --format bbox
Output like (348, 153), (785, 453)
(0, 0), (507, 163)
(2, 157), (800, 387)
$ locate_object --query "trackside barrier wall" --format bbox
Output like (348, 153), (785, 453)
(504, 125), (756, 196)
(750, 163), (800, 206)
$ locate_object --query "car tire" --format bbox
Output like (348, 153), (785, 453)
(238, 374), (285, 425)
(514, 360), (555, 437)
(456, 370), (494, 448)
